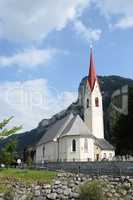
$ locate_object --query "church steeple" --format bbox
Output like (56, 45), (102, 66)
(88, 48), (97, 92)
(84, 48), (104, 139)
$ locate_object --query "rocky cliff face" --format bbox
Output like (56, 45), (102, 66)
(107, 85), (133, 155)
(0, 75), (133, 154)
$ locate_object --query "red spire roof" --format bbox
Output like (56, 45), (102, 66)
(88, 48), (97, 92)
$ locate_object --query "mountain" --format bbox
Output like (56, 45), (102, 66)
(106, 85), (133, 155)
(0, 75), (133, 156)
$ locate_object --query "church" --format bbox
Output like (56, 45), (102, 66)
(35, 49), (115, 163)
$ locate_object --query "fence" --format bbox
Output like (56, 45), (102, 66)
(34, 161), (133, 176)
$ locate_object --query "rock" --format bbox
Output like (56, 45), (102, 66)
(81, 177), (86, 182)
(119, 189), (127, 196)
(45, 189), (51, 194)
(34, 185), (40, 190)
(56, 188), (63, 194)
(2, 173), (133, 200)
(123, 182), (131, 190)
(63, 188), (71, 196)
(61, 185), (68, 190)
(111, 189), (116, 194)
(35, 190), (41, 196)
(124, 195), (133, 200)
(58, 194), (68, 199)
(47, 193), (57, 199)
(106, 192), (113, 198)
(0, 193), (4, 197)
(43, 184), (51, 189)
(20, 194), (27, 200)
(76, 177), (81, 182)
(54, 180), (61, 185)
(69, 192), (79, 199)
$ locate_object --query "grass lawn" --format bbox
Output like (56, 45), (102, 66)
(0, 168), (57, 184)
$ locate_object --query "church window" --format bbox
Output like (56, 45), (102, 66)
(84, 138), (88, 152)
(86, 99), (89, 108)
(42, 146), (45, 158)
(103, 153), (106, 159)
(72, 139), (76, 152)
(95, 97), (99, 107)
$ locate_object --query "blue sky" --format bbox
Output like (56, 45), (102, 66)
(0, 0), (133, 131)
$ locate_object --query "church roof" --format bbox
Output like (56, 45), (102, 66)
(38, 113), (73, 145)
(37, 113), (93, 145)
(95, 138), (114, 150)
(88, 48), (97, 92)
(60, 115), (93, 138)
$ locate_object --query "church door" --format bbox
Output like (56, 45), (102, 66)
(96, 154), (99, 161)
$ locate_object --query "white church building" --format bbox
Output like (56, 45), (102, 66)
(35, 49), (115, 163)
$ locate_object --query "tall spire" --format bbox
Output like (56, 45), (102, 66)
(88, 48), (97, 92)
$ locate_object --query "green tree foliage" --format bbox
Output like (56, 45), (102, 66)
(0, 140), (18, 165)
(25, 148), (33, 167)
(0, 116), (22, 165)
(112, 87), (133, 155)
(0, 116), (22, 137)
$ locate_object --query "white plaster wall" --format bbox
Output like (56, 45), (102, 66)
(36, 144), (43, 163)
(84, 81), (104, 139)
(44, 141), (58, 161)
(91, 81), (104, 139)
(59, 137), (67, 161)
(80, 138), (94, 161)
(65, 136), (80, 162)
(59, 136), (95, 162)
(35, 141), (58, 163)
(84, 85), (92, 132)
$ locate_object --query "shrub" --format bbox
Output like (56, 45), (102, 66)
(79, 180), (105, 200)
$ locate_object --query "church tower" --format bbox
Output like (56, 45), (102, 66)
(84, 48), (104, 139)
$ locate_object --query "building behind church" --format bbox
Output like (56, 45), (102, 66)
(35, 49), (115, 163)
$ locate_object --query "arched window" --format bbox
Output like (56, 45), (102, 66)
(95, 97), (99, 107)
(42, 146), (45, 158)
(84, 138), (88, 153)
(103, 153), (106, 159)
(86, 99), (89, 108)
(72, 139), (76, 152)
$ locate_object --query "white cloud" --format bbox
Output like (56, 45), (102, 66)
(0, 79), (77, 131)
(96, 0), (133, 17)
(115, 16), (133, 29)
(0, 48), (58, 68)
(95, 0), (133, 29)
(0, 0), (90, 42)
(74, 20), (102, 43)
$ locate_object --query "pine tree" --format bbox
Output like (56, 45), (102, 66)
(0, 117), (22, 165)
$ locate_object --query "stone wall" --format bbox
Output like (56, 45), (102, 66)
(1, 172), (133, 200)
